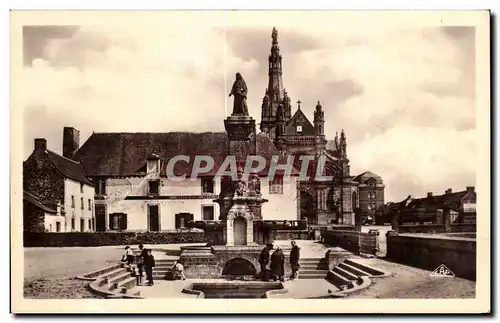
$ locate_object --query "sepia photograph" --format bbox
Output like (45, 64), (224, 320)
(10, 10), (490, 314)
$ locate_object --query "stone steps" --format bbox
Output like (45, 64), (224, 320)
(344, 259), (385, 276)
(338, 262), (371, 277)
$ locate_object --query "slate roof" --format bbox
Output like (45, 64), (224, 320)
(405, 190), (469, 212)
(352, 171), (384, 184)
(46, 150), (94, 186)
(23, 191), (57, 214)
(284, 108), (316, 136)
(72, 132), (300, 178)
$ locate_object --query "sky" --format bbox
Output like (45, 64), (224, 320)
(20, 12), (477, 202)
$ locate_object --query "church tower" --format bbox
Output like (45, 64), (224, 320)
(260, 27), (286, 136)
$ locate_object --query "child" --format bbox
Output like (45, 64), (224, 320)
(121, 246), (134, 269)
(143, 249), (156, 286)
(171, 260), (187, 280)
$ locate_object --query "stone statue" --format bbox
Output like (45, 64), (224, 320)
(229, 72), (249, 116)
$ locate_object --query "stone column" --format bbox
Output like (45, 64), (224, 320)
(226, 219), (234, 246)
(247, 219), (254, 245)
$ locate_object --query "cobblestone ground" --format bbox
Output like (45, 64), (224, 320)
(345, 258), (476, 299)
(23, 239), (476, 299)
(24, 246), (124, 299)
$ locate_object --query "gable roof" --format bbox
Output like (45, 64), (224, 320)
(352, 171), (384, 184)
(23, 191), (57, 214)
(46, 150), (94, 186)
(284, 109), (316, 136)
(406, 190), (469, 212)
(73, 132), (299, 178)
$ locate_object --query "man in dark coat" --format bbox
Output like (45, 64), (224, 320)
(136, 244), (148, 285)
(289, 240), (301, 280)
(270, 246), (285, 282)
(143, 249), (156, 286)
(258, 243), (272, 281)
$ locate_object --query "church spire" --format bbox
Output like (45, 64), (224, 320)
(260, 27), (285, 135)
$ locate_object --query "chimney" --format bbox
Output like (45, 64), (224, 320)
(34, 138), (47, 151)
(63, 127), (80, 159)
(427, 192), (433, 198)
(466, 186), (475, 193)
(445, 188), (452, 194)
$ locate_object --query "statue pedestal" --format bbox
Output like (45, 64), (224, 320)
(224, 115), (255, 141)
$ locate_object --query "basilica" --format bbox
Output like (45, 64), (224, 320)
(23, 28), (385, 233)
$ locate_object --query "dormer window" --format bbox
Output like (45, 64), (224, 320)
(148, 180), (160, 196)
(201, 177), (214, 194)
(296, 125), (303, 133)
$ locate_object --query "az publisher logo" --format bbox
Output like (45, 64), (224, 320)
(430, 264), (455, 277)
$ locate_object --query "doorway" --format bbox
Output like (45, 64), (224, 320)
(233, 216), (247, 245)
(148, 205), (160, 231)
(95, 205), (106, 232)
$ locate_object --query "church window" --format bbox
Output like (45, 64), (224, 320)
(269, 177), (283, 194)
(201, 177), (215, 194)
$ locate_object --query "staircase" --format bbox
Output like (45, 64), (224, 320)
(327, 259), (385, 289)
(152, 258), (177, 280)
(298, 258), (329, 279)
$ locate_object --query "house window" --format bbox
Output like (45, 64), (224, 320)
(463, 203), (476, 213)
(71, 195), (75, 208)
(95, 179), (106, 195)
(80, 218), (85, 232)
(71, 218), (75, 230)
(148, 180), (160, 195)
(202, 177), (214, 194)
(49, 224), (52, 232)
(80, 197), (84, 209)
(175, 213), (194, 229)
(56, 222), (61, 232)
(203, 205), (215, 221)
(80, 183), (84, 193)
(88, 219), (92, 231)
(88, 199), (91, 210)
(109, 213), (128, 231)
(296, 125), (303, 133)
(269, 177), (284, 194)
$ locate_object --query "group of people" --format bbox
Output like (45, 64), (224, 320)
(122, 244), (156, 286)
(122, 244), (187, 286)
(258, 240), (300, 282)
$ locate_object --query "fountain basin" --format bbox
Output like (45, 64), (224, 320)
(182, 281), (286, 298)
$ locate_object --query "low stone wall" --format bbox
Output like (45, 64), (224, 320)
(397, 223), (476, 234)
(397, 224), (446, 234)
(322, 230), (378, 255)
(23, 231), (205, 247)
(271, 230), (310, 241)
(180, 245), (295, 279)
(386, 231), (476, 281)
(450, 224), (477, 233)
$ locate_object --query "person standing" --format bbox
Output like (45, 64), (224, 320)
(143, 249), (156, 286)
(136, 244), (148, 285)
(289, 240), (301, 280)
(258, 243), (272, 281)
(270, 246), (285, 282)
